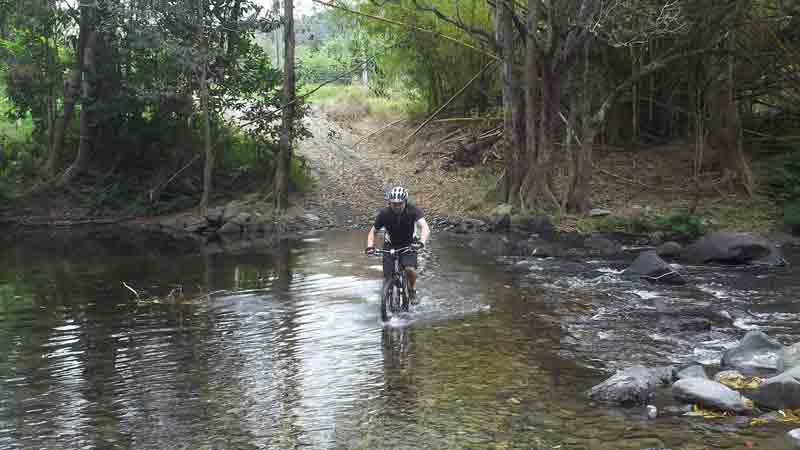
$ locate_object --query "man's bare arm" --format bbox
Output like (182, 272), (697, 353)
(416, 218), (430, 244)
(367, 226), (376, 248)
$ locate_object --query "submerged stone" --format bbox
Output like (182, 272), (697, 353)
(721, 331), (783, 371)
(672, 378), (752, 413)
(586, 365), (675, 404)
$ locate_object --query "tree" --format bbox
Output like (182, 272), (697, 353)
(274, 0), (295, 210)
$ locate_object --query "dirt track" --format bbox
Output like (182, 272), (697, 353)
(297, 109), (421, 229)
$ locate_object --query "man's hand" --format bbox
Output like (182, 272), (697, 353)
(365, 246), (375, 256)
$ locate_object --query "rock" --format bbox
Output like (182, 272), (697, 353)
(512, 214), (556, 240)
(589, 208), (612, 217)
(678, 318), (712, 332)
(454, 218), (487, 234)
(672, 378), (753, 413)
(586, 365), (675, 404)
(721, 331), (783, 371)
(489, 204), (513, 231)
(180, 215), (208, 233)
(303, 213), (321, 223)
(222, 200), (244, 222)
(779, 343), (800, 373)
(510, 260), (533, 273)
(230, 212), (252, 226)
(787, 429), (800, 449)
(681, 231), (786, 266)
(646, 404), (658, 419)
(677, 365), (708, 380)
(218, 222), (242, 235)
(656, 241), (683, 258)
(511, 239), (562, 258)
(206, 207), (225, 225)
(624, 251), (686, 285)
(468, 234), (510, 257)
(662, 405), (693, 416)
(584, 236), (622, 256)
(749, 367), (800, 410)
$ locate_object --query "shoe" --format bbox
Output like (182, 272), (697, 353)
(409, 288), (419, 305)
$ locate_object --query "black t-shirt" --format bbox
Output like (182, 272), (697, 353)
(373, 204), (424, 248)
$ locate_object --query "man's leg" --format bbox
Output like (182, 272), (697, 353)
(405, 266), (417, 290)
(402, 252), (419, 304)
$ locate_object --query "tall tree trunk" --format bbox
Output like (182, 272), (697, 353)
(274, 0), (295, 210)
(521, 0), (542, 210)
(199, 63), (213, 212)
(567, 39), (594, 214)
(59, 25), (98, 186)
(46, 6), (92, 178)
(272, 0), (283, 71)
(496, 0), (524, 205)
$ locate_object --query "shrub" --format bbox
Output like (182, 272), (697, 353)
(766, 145), (800, 229)
(766, 146), (800, 204)
(654, 209), (706, 240)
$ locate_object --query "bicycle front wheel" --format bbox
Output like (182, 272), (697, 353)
(381, 279), (392, 322)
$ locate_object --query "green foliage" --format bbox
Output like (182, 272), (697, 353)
(579, 209), (707, 239)
(785, 200), (800, 229)
(767, 146), (800, 203)
(765, 145), (800, 228)
(289, 156), (315, 193)
(357, 0), (498, 113)
(654, 210), (707, 239)
(591, 215), (656, 235)
(297, 37), (353, 84)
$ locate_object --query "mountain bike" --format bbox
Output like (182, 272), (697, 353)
(370, 246), (416, 322)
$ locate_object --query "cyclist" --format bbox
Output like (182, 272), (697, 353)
(365, 186), (430, 304)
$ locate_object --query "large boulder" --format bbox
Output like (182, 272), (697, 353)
(624, 251), (686, 285)
(454, 218), (487, 234)
(749, 367), (800, 410)
(779, 343), (800, 373)
(510, 239), (563, 258)
(672, 378), (753, 413)
(511, 214), (556, 240)
(584, 236), (622, 256)
(677, 365), (709, 380)
(206, 206), (225, 226)
(489, 204), (513, 231)
(681, 232), (786, 266)
(468, 234), (510, 256)
(787, 429), (800, 449)
(222, 200), (245, 223)
(586, 365), (675, 404)
(656, 241), (683, 258)
(721, 331), (783, 371)
(218, 222), (242, 235)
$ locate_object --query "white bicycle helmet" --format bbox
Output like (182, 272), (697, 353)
(385, 186), (408, 202)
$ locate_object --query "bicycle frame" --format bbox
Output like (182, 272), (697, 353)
(371, 246), (416, 321)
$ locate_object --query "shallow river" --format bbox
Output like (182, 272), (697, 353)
(1, 228), (799, 450)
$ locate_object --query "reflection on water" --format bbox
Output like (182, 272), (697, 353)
(0, 228), (798, 449)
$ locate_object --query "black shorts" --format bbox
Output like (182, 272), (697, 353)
(383, 252), (418, 279)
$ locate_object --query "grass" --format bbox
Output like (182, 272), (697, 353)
(569, 197), (780, 239)
(302, 83), (416, 121)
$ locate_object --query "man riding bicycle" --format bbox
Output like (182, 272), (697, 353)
(365, 186), (430, 304)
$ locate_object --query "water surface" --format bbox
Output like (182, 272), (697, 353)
(1, 228), (799, 449)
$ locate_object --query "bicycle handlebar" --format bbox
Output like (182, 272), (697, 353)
(370, 246), (416, 257)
